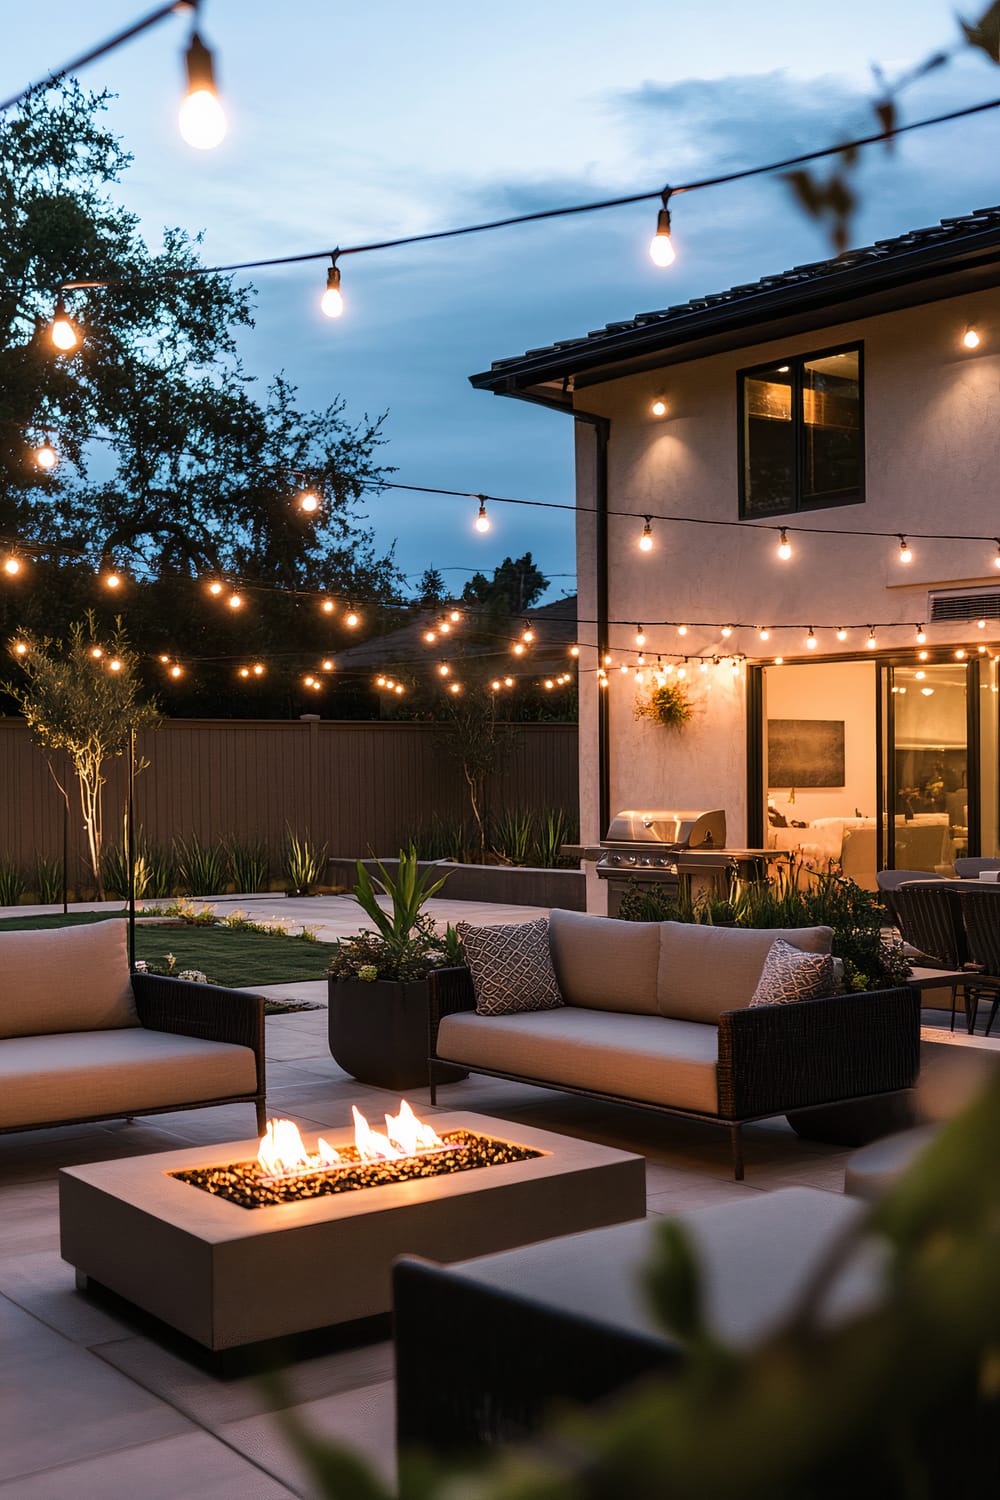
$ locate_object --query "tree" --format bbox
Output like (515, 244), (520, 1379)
(417, 568), (446, 605)
(7, 614), (159, 896)
(461, 553), (548, 617)
(0, 82), (400, 600)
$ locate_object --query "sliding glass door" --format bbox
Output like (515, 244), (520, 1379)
(882, 662), (970, 873)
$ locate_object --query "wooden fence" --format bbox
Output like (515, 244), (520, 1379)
(0, 718), (578, 885)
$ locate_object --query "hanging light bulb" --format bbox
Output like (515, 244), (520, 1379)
(208, 580), (223, 596)
(304, 675), (316, 687)
(866, 628), (877, 649)
(169, 663), (183, 679)
(777, 528), (792, 561)
(649, 189), (676, 267)
(439, 620), (451, 635)
(449, 681), (461, 694)
(994, 539), (1000, 570)
(228, 591), (242, 610)
(395, 683), (404, 695)
(677, 624), (688, 637)
(955, 648), (967, 660)
(438, 663), (450, 676)
(34, 439), (58, 471)
(491, 679), (501, 691)
(836, 627), (848, 642)
(376, 675), (386, 688)
(918, 649), (929, 661)
(677, 666), (687, 679)
(238, 666), (250, 679)
(637, 652), (646, 665)
(345, 608), (359, 628)
(320, 259), (344, 318)
(963, 325), (980, 349)
(179, 30), (227, 149)
(449, 609), (461, 623)
(545, 678), (555, 689)
(635, 625), (646, 647)
(90, 646), (103, 659)
(102, 569), (122, 590)
(512, 642), (525, 656)
(898, 535), (913, 564)
(504, 676), (514, 687)
(758, 627), (770, 642)
(916, 625), (927, 644)
(569, 644), (580, 657)
(522, 623), (534, 643)
(474, 496), (490, 533)
(773, 656), (784, 665)
(297, 489), (321, 514)
(424, 629), (437, 643)
(3, 555), (21, 576)
(49, 296), (79, 352)
(603, 653), (612, 666)
(721, 624), (733, 639)
(639, 516), (653, 552)
(619, 662), (629, 675)
(253, 663), (265, 676)
(322, 659), (334, 671)
(977, 617), (987, 630)
(319, 598), (334, 614)
(806, 627), (817, 650)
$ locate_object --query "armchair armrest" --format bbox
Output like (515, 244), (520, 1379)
(717, 986), (920, 1120)
(427, 966), (475, 1056)
(131, 973), (265, 1090)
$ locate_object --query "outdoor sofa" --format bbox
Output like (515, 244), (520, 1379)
(427, 908), (920, 1178)
(0, 919), (266, 1136)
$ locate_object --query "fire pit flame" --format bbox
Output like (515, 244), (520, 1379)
(256, 1102), (447, 1184)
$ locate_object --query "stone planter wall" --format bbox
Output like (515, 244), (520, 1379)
(327, 858), (586, 911)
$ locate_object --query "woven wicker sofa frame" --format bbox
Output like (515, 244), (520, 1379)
(427, 968), (920, 1179)
(0, 973), (267, 1137)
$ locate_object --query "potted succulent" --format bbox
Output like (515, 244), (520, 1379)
(326, 849), (466, 1090)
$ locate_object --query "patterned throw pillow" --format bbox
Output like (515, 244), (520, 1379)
(748, 939), (836, 1009)
(456, 917), (564, 1017)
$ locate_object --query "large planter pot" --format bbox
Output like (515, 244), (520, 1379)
(327, 977), (466, 1092)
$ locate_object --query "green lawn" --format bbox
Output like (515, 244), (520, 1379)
(0, 911), (338, 988)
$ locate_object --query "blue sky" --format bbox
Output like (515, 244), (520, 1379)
(3, 1), (998, 599)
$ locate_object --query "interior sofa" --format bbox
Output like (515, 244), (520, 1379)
(427, 909), (920, 1178)
(0, 919), (266, 1136)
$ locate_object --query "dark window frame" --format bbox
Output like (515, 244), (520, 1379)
(737, 341), (865, 519)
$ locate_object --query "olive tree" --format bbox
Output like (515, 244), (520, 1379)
(7, 614), (159, 896)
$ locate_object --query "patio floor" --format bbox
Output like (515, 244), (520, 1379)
(0, 895), (991, 1497)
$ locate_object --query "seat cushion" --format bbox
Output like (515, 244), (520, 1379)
(437, 1008), (720, 1113)
(0, 1029), (257, 1129)
(548, 908), (660, 1015)
(0, 920), (137, 1039)
(657, 923), (834, 1024)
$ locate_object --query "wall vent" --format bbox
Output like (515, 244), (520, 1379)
(928, 587), (1000, 623)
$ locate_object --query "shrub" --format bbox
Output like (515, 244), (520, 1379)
(225, 838), (270, 893)
(174, 834), (227, 897)
(0, 859), (25, 906)
(32, 855), (63, 904)
(283, 829), (328, 894)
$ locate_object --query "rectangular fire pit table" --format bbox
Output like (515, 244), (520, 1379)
(59, 1113), (645, 1351)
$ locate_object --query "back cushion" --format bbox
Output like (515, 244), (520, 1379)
(656, 924), (834, 1024)
(548, 908), (660, 1015)
(0, 920), (138, 1038)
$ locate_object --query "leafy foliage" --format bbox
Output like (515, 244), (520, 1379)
(329, 849), (457, 981)
(0, 860), (25, 906)
(225, 838), (271, 893)
(635, 679), (693, 728)
(283, 829), (328, 894)
(174, 833), (227, 898)
(6, 613), (158, 894)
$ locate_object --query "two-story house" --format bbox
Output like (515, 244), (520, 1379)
(471, 207), (1000, 898)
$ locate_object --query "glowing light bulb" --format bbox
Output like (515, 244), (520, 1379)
(3, 556), (21, 576)
(916, 626), (927, 644)
(504, 677), (513, 687)
(545, 679), (555, 689)
(449, 682), (461, 694)
(721, 625), (733, 639)
(677, 666), (687, 679)
(773, 656), (784, 665)
(179, 33), (226, 150)
(424, 630), (436, 643)
(604, 654), (612, 666)
(103, 572), (121, 590)
(13, 641), (27, 655)
(677, 624), (688, 637)
(395, 684), (404, 694)
(513, 642), (525, 656)
(806, 628), (817, 650)
(376, 676), (386, 687)
(304, 675), (316, 687)
(90, 646), (103, 659)
(50, 299), (78, 352)
(345, 610), (359, 628)
(109, 658), (122, 672)
(921, 686), (934, 696)
(438, 663), (450, 676)
(866, 629), (877, 649)
(322, 659), (334, 671)
(651, 399), (667, 417)
(239, 667), (250, 679)
(977, 618), (987, 630)
(449, 610), (461, 622)
(253, 663), (264, 676)
(918, 650), (928, 661)
(321, 598), (335, 613)
(955, 648), (966, 660)
(994, 540), (1000, 570)
(159, 654), (169, 663)
(491, 679), (501, 691)
(649, 200), (675, 267)
(474, 496), (490, 533)
(759, 628), (770, 642)
(639, 517), (653, 552)
(170, 664), (183, 679)
(963, 325), (980, 349)
(297, 490), (320, 514)
(439, 621), (451, 634)
(619, 663), (629, 675)
(635, 625), (646, 647)
(898, 536), (912, 564)
(228, 592), (242, 610)
(208, 580), (223, 596)
(522, 624), (534, 643)
(777, 528), (792, 561)
(320, 263), (343, 319)
(836, 627), (848, 642)
(915, 670), (926, 680)
(570, 644), (580, 657)
(34, 442), (57, 471)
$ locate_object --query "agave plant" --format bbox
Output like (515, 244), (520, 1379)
(351, 848), (452, 957)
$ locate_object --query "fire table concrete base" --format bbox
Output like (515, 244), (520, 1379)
(59, 1113), (645, 1350)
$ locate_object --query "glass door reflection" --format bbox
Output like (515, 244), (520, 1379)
(888, 663), (969, 872)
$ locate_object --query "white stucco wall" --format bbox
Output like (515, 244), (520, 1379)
(570, 288), (1000, 850)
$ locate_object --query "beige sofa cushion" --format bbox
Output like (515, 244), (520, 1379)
(548, 909), (660, 1015)
(0, 1029), (258, 1129)
(657, 924), (834, 1024)
(437, 1007), (719, 1114)
(0, 920), (137, 1039)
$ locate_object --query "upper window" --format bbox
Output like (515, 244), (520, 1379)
(738, 344), (863, 518)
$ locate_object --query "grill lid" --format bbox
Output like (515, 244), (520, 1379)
(604, 809), (726, 849)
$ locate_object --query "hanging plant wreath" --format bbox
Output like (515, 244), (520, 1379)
(634, 680), (693, 728)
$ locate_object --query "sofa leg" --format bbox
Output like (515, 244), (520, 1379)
(429, 1066), (438, 1106)
(730, 1125), (744, 1181)
(255, 1098), (267, 1135)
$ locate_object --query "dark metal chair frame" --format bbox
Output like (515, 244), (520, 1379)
(0, 973), (267, 1137)
(426, 967), (920, 1180)
(892, 883), (976, 1032)
(958, 887), (1000, 1036)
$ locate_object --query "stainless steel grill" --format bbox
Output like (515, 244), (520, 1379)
(560, 808), (726, 916)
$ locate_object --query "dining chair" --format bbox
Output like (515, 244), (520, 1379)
(876, 868), (940, 933)
(957, 887), (1000, 1036)
(893, 882), (974, 1032)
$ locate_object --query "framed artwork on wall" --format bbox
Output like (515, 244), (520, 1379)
(767, 718), (846, 789)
